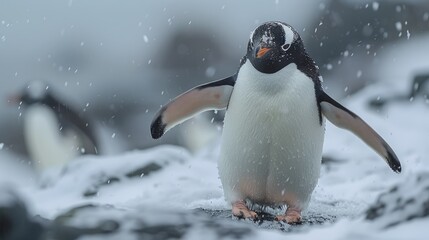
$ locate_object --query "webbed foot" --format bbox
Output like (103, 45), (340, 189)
(232, 200), (258, 219)
(275, 208), (302, 224)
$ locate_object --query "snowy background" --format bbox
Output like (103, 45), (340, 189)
(1, 0), (429, 239)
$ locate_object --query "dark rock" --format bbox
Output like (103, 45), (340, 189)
(0, 212), (13, 236)
(321, 156), (342, 165)
(83, 161), (167, 198)
(83, 176), (121, 197)
(0, 191), (338, 240)
(365, 172), (429, 228)
(49, 204), (333, 238)
(44, 146), (189, 199)
(133, 224), (190, 239)
(0, 188), (45, 240)
(49, 204), (120, 240)
(50, 204), (254, 240)
(125, 162), (162, 178)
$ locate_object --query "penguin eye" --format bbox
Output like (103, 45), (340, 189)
(282, 44), (290, 51)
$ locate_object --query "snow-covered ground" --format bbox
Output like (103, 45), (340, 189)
(1, 77), (429, 239)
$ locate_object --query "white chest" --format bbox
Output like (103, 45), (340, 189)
(218, 62), (325, 208)
(24, 105), (80, 169)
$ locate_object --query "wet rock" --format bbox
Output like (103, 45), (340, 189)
(194, 208), (336, 233)
(125, 162), (162, 178)
(83, 176), (121, 197)
(366, 172), (429, 228)
(49, 204), (254, 240)
(0, 188), (44, 240)
(81, 161), (167, 198)
(82, 162), (164, 197)
(49, 205), (120, 240)
(39, 147), (189, 198)
(0, 191), (337, 240)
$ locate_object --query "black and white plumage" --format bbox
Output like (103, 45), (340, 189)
(150, 22), (401, 223)
(13, 82), (98, 169)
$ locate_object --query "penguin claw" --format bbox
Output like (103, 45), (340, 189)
(275, 215), (302, 224)
(232, 201), (258, 219)
(275, 209), (302, 224)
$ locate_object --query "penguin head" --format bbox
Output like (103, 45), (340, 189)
(246, 22), (305, 74)
(12, 81), (51, 106)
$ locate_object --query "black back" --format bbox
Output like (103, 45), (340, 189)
(19, 84), (99, 154)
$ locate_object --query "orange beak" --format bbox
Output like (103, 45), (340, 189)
(256, 47), (271, 58)
(7, 94), (21, 105)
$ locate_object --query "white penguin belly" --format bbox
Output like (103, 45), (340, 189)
(218, 62), (325, 209)
(24, 105), (80, 169)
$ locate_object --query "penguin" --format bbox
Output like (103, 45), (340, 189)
(10, 81), (98, 170)
(150, 22), (401, 223)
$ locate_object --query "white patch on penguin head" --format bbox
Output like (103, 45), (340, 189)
(249, 30), (255, 44)
(249, 22), (296, 50)
(276, 22), (295, 51)
(26, 81), (49, 100)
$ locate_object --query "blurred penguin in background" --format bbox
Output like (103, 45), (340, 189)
(9, 81), (98, 170)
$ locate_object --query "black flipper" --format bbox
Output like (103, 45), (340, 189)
(150, 75), (236, 139)
(319, 92), (401, 173)
(46, 94), (99, 155)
